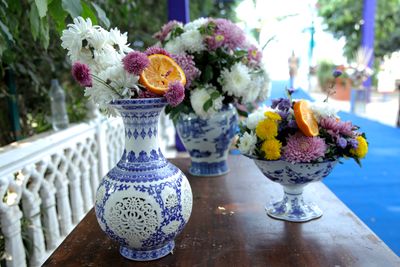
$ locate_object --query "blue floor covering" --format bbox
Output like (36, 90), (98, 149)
(267, 81), (400, 256)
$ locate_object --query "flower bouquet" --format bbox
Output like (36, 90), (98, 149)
(61, 17), (193, 261)
(154, 18), (269, 176)
(237, 86), (368, 222)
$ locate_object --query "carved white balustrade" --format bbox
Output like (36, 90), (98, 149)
(0, 113), (176, 267)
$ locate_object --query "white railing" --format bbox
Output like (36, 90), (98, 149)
(0, 113), (176, 267)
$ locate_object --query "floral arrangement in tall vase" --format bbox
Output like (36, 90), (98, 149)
(61, 17), (193, 261)
(154, 18), (270, 176)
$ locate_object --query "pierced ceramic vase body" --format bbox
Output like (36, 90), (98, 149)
(175, 104), (238, 176)
(95, 98), (193, 261)
(253, 159), (337, 222)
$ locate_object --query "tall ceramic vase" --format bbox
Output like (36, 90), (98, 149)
(95, 98), (193, 261)
(252, 159), (337, 222)
(175, 104), (238, 176)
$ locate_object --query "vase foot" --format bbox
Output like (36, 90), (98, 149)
(119, 241), (175, 261)
(265, 196), (323, 222)
(189, 160), (229, 177)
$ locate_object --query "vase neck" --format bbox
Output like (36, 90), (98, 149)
(112, 98), (167, 164)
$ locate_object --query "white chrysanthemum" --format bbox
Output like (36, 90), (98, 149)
(93, 45), (123, 73)
(165, 37), (185, 54)
(98, 64), (139, 97)
(85, 79), (120, 115)
(256, 69), (270, 101)
(190, 85), (224, 118)
(108, 28), (132, 54)
(310, 101), (339, 121)
(180, 29), (205, 53)
(61, 17), (95, 62)
(243, 73), (265, 103)
(220, 62), (251, 99)
(184, 17), (208, 31)
(238, 131), (257, 155)
(87, 28), (109, 50)
(245, 106), (271, 130)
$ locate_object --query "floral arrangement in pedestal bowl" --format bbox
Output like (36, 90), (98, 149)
(153, 17), (270, 176)
(61, 17), (193, 261)
(237, 87), (368, 222)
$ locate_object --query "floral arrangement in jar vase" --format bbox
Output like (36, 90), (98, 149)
(153, 17), (270, 176)
(237, 84), (368, 222)
(61, 17), (193, 261)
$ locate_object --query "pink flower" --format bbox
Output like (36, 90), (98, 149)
(206, 18), (245, 50)
(138, 90), (159, 98)
(165, 81), (185, 106)
(153, 20), (181, 42)
(71, 62), (92, 87)
(283, 133), (327, 163)
(122, 51), (149, 75)
(247, 45), (262, 65)
(145, 46), (171, 57)
(172, 54), (200, 89)
(320, 117), (354, 137)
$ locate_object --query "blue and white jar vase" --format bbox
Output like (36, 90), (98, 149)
(95, 98), (193, 261)
(252, 158), (337, 222)
(175, 104), (238, 176)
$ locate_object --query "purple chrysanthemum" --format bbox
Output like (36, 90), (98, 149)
(283, 133), (327, 163)
(122, 51), (149, 75)
(348, 138), (358, 149)
(320, 117), (353, 137)
(337, 137), (347, 149)
(153, 20), (181, 42)
(71, 62), (92, 87)
(138, 90), (159, 99)
(165, 81), (185, 107)
(247, 45), (262, 65)
(171, 54), (200, 89)
(206, 18), (245, 50)
(144, 46), (171, 57)
(271, 98), (291, 111)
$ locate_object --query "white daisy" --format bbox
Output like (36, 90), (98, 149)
(164, 37), (185, 54)
(108, 28), (132, 54)
(238, 131), (257, 155)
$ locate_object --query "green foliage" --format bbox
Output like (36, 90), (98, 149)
(317, 0), (400, 60)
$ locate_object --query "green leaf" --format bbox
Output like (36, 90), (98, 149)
(30, 5), (40, 41)
(202, 65), (213, 83)
(62, 0), (82, 18)
(35, 0), (48, 18)
(48, 0), (68, 34)
(203, 98), (213, 112)
(91, 2), (109, 28)
(0, 20), (14, 44)
(81, 2), (98, 25)
(39, 18), (50, 49)
(210, 91), (220, 100)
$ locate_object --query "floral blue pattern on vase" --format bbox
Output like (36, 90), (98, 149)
(95, 98), (193, 261)
(175, 104), (238, 176)
(252, 159), (337, 222)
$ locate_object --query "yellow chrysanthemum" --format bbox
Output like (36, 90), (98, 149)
(350, 136), (368, 159)
(255, 119), (278, 140)
(261, 138), (282, 160)
(264, 111), (282, 121)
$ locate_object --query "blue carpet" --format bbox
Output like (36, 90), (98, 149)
(266, 81), (400, 256)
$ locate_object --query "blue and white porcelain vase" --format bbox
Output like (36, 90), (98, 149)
(252, 159), (337, 222)
(95, 98), (193, 261)
(175, 104), (238, 176)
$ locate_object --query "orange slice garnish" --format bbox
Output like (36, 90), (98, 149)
(139, 54), (186, 95)
(293, 100), (319, 137)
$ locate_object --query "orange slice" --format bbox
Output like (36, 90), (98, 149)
(139, 54), (186, 95)
(293, 100), (319, 137)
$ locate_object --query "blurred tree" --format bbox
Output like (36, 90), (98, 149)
(317, 0), (400, 60)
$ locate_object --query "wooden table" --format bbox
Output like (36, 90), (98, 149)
(43, 156), (400, 267)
